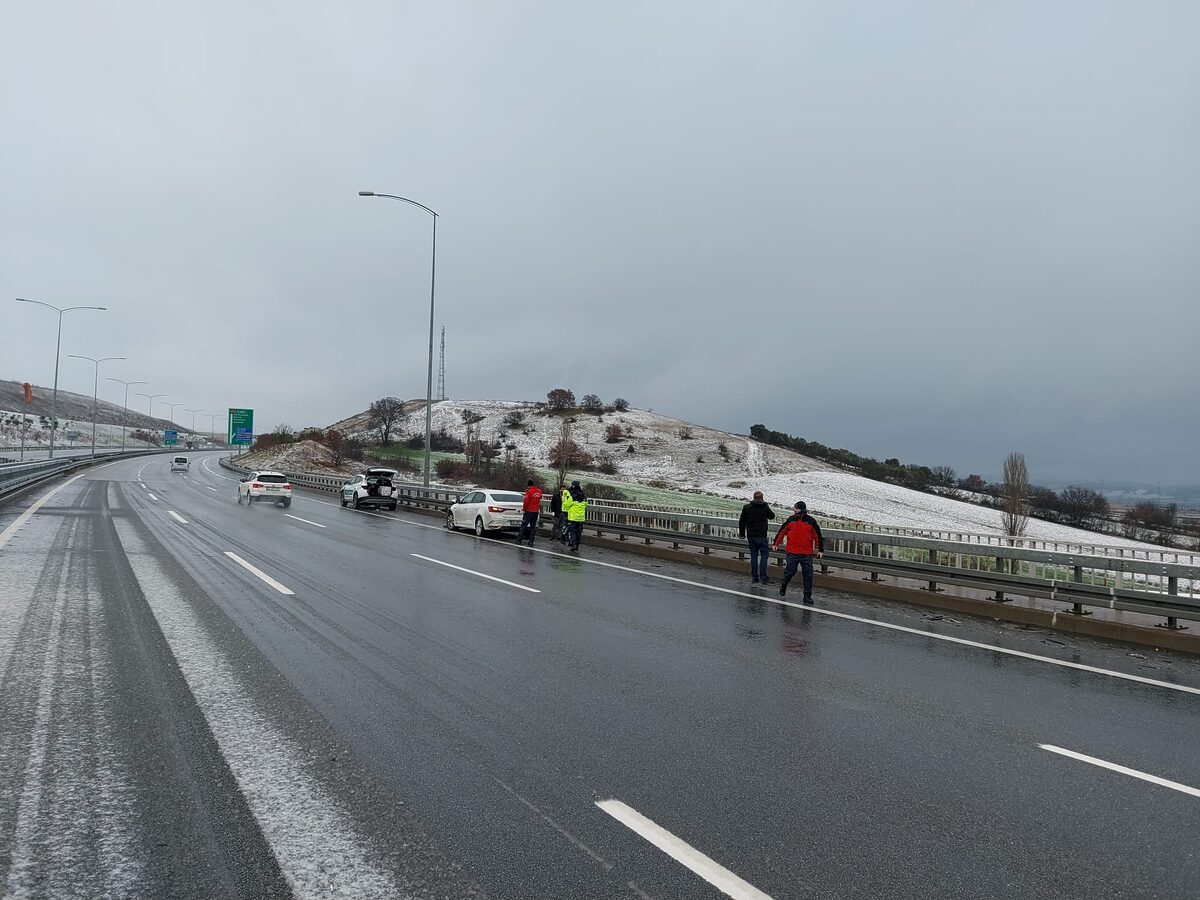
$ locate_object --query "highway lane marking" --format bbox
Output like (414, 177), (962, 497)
(288, 493), (1200, 697)
(410, 553), (541, 593)
(203, 457), (240, 482)
(596, 800), (772, 900)
(1039, 745), (1200, 799)
(206, 486), (219, 492)
(224, 551), (295, 595)
(147, 492), (159, 501)
(284, 514), (326, 528)
(168, 511), (188, 525)
(0, 473), (88, 551)
(113, 519), (401, 897)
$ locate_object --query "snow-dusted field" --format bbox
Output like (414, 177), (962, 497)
(329, 399), (1174, 552)
(0, 408), (161, 450)
(703, 470), (1174, 550)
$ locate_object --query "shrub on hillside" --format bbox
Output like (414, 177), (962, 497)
(604, 424), (625, 444)
(546, 388), (575, 410)
(580, 394), (604, 412)
(583, 482), (631, 502)
(677, 426), (693, 440)
(595, 455), (618, 475)
(503, 411), (525, 429)
(612, 398), (630, 412)
(548, 439), (592, 470)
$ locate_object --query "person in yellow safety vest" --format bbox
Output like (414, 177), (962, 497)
(561, 480), (588, 552)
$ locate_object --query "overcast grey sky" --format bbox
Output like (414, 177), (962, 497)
(2, 2), (1196, 484)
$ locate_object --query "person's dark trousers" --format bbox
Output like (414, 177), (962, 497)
(747, 536), (771, 581)
(779, 553), (814, 599)
(518, 511), (539, 544)
(553, 513), (567, 543)
(568, 521), (583, 549)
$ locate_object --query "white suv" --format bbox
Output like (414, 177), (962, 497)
(237, 471), (293, 508)
(341, 468), (399, 511)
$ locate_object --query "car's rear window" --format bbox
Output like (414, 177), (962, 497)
(489, 492), (524, 502)
(174, 457), (188, 463)
(257, 474), (288, 483)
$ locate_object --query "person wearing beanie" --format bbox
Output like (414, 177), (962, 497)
(772, 500), (824, 603)
(738, 490), (776, 584)
(561, 482), (588, 551)
(517, 478), (543, 546)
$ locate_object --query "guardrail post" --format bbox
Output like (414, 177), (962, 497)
(865, 543), (881, 582)
(1157, 616), (1187, 631)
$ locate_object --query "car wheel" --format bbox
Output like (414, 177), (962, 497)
(282, 499), (291, 508)
(352, 495), (360, 510)
(474, 516), (485, 537)
(340, 495), (348, 507)
(445, 510), (455, 530)
(388, 503), (397, 512)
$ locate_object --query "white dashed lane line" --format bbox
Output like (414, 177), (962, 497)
(596, 800), (772, 900)
(168, 511), (188, 525)
(410, 554), (540, 593)
(1039, 745), (1200, 799)
(223, 551), (295, 596)
(283, 514), (326, 528)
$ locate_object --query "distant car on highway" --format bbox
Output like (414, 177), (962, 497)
(341, 467), (399, 511)
(445, 489), (526, 536)
(237, 471), (293, 508)
(170, 456), (190, 472)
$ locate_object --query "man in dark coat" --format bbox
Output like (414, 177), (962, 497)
(738, 491), (776, 584)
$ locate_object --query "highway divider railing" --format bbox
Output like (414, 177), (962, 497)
(0, 449), (174, 501)
(220, 457), (1199, 629)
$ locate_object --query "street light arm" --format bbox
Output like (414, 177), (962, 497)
(15, 298), (106, 313)
(358, 191), (439, 218)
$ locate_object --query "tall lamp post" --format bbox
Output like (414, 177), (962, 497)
(107, 377), (147, 452)
(164, 402), (186, 445)
(185, 408), (204, 442)
(358, 190), (439, 487)
(67, 354), (125, 458)
(15, 297), (106, 459)
(203, 412), (220, 445)
(136, 392), (166, 445)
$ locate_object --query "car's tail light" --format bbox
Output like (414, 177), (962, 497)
(488, 505), (505, 512)
(251, 482), (263, 488)
(282, 483), (291, 490)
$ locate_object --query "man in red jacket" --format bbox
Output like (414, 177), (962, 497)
(772, 501), (824, 603)
(517, 479), (543, 545)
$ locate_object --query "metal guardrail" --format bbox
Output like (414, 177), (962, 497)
(0, 449), (174, 501)
(220, 457), (1199, 629)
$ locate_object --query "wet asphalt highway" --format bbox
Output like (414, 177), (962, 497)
(1, 451), (1198, 898)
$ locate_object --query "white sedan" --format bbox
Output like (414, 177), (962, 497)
(445, 489), (526, 536)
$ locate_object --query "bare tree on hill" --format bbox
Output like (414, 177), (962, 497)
(1001, 451), (1029, 538)
(368, 397), (404, 446)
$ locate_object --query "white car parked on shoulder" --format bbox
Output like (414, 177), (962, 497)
(237, 471), (293, 508)
(445, 489), (526, 536)
(341, 467), (400, 511)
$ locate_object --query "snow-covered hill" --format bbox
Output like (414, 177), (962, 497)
(329, 399), (1168, 550)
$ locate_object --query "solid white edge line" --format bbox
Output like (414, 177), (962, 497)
(0, 472), (88, 551)
(224, 551), (295, 595)
(297, 491), (1200, 697)
(1039, 745), (1200, 798)
(168, 511), (188, 524)
(410, 553), (540, 593)
(284, 514), (326, 528)
(596, 800), (772, 900)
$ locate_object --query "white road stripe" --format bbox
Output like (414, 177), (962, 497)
(224, 551), (295, 595)
(596, 800), (772, 900)
(112, 520), (403, 897)
(168, 511), (188, 525)
(410, 553), (540, 593)
(283, 514), (326, 528)
(297, 491), (1200, 696)
(0, 473), (88, 552)
(206, 486), (219, 492)
(203, 457), (240, 482)
(147, 493), (158, 501)
(1039, 745), (1200, 798)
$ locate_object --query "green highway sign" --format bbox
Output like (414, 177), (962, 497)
(228, 408), (254, 445)
(164, 430), (178, 447)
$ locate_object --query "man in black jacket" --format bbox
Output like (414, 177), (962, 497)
(738, 491), (776, 584)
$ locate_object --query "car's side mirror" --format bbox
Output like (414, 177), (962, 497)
(240, 478), (248, 483)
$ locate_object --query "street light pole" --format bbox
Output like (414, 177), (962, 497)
(359, 190), (439, 487)
(164, 402), (186, 445)
(136, 392), (166, 445)
(107, 377), (147, 452)
(67, 354), (125, 458)
(15, 298), (106, 459)
(185, 408), (204, 442)
(204, 412), (219, 445)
